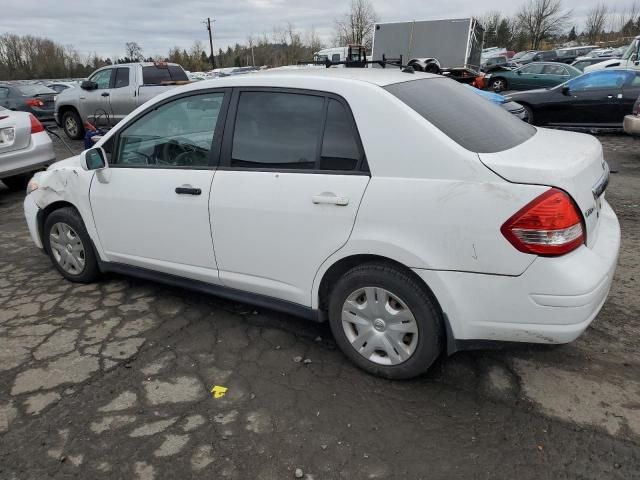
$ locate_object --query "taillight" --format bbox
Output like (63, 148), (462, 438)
(29, 114), (45, 134)
(501, 188), (585, 256)
(25, 98), (44, 107)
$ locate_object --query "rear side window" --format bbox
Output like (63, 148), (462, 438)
(114, 68), (130, 88)
(17, 84), (56, 96)
(385, 78), (536, 154)
(231, 92), (324, 169)
(320, 99), (361, 170)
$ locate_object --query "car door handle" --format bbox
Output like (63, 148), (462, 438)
(607, 95), (614, 99)
(312, 193), (349, 206)
(101, 92), (110, 97)
(175, 186), (202, 195)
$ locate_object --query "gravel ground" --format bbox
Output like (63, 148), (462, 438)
(0, 130), (638, 479)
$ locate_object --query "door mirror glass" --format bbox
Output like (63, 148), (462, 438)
(81, 80), (97, 90)
(561, 85), (571, 96)
(82, 148), (108, 170)
(517, 70), (522, 75)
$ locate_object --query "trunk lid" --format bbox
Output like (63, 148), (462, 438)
(478, 128), (609, 247)
(0, 110), (31, 154)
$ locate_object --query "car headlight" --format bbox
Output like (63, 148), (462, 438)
(26, 178), (39, 194)
(0, 127), (15, 147)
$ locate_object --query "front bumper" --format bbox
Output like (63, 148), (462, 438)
(414, 199), (620, 345)
(0, 131), (55, 179)
(623, 114), (640, 135)
(24, 193), (43, 249)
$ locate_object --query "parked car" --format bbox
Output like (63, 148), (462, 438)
(0, 83), (56, 121)
(555, 45), (599, 64)
(0, 107), (55, 190)
(486, 62), (582, 92)
(46, 81), (78, 93)
(585, 36), (640, 73)
(571, 57), (612, 72)
(23, 69), (619, 379)
(55, 62), (189, 140)
(506, 69), (640, 129)
(482, 55), (508, 70)
(514, 50), (559, 65)
(623, 93), (640, 135)
(466, 85), (529, 121)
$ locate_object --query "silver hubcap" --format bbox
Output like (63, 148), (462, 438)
(341, 287), (419, 366)
(65, 116), (78, 136)
(493, 80), (504, 90)
(49, 222), (85, 275)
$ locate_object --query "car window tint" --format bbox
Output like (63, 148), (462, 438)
(568, 71), (633, 91)
(320, 99), (361, 171)
(542, 64), (566, 75)
(114, 68), (130, 88)
(168, 65), (189, 81)
(629, 74), (640, 87)
(17, 84), (56, 95)
(116, 92), (224, 168)
(90, 69), (112, 89)
(385, 78), (536, 154)
(0, 87), (8, 99)
(231, 92), (324, 169)
(521, 64), (544, 74)
(142, 66), (171, 84)
(332, 54), (341, 62)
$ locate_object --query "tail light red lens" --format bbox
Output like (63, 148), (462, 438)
(501, 188), (585, 256)
(25, 98), (44, 107)
(29, 114), (45, 134)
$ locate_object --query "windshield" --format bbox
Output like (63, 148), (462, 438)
(622, 39), (640, 60)
(17, 84), (56, 96)
(518, 52), (537, 61)
(385, 78), (535, 153)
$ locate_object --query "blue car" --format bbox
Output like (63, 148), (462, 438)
(466, 85), (529, 122)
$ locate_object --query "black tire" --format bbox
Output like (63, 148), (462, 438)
(2, 175), (29, 192)
(328, 262), (443, 380)
(62, 110), (84, 140)
(490, 77), (507, 92)
(425, 63), (440, 74)
(44, 207), (99, 283)
(522, 104), (534, 124)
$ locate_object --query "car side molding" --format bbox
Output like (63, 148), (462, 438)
(97, 260), (322, 323)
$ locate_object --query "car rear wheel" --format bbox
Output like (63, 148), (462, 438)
(522, 104), (534, 124)
(62, 110), (84, 140)
(44, 207), (99, 283)
(1, 175), (29, 191)
(328, 262), (442, 379)
(490, 78), (507, 92)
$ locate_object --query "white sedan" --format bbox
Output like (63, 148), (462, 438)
(23, 69), (620, 379)
(0, 107), (55, 190)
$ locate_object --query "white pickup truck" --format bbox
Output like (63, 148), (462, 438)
(54, 62), (189, 139)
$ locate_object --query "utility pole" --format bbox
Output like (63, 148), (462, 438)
(205, 17), (216, 70)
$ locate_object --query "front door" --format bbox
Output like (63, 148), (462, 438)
(514, 64), (545, 89)
(211, 90), (370, 306)
(79, 68), (113, 127)
(90, 90), (228, 283)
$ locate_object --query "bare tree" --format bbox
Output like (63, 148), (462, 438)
(334, 0), (379, 49)
(125, 42), (143, 61)
(305, 26), (324, 53)
(616, 1), (640, 37)
(517, 0), (572, 49)
(585, 3), (609, 43)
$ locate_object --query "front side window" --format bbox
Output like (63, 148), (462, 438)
(114, 68), (130, 88)
(332, 54), (341, 62)
(521, 64), (545, 74)
(90, 69), (113, 89)
(231, 92), (324, 169)
(115, 92), (224, 168)
(0, 87), (8, 99)
(568, 71), (633, 91)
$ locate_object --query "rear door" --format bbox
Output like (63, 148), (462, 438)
(210, 89), (370, 306)
(0, 86), (9, 109)
(620, 72), (640, 118)
(540, 64), (571, 88)
(108, 66), (133, 123)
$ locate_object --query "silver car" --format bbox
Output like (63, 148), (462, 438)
(0, 107), (55, 190)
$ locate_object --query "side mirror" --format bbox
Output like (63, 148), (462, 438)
(561, 85), (571, 96)
(80, 80), (97, 90)
(82, 148), (108, 171)
(517, 70), (522, 75)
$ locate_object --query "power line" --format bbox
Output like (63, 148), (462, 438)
(203, 17), (217, 70)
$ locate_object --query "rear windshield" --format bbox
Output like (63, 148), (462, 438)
(17, 84), (56, 96)
(142, 65), (188, 85)
(385, 78), (536, 153)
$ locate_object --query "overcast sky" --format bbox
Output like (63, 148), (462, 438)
(0, 0), (634, 59)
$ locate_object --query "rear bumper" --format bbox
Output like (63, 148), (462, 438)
(0, 131), (55, 178)
(623, 114), (640, 135)
(414, 200), (620, 345)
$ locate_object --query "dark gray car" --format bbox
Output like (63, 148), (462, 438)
(0, 83), (56, 122)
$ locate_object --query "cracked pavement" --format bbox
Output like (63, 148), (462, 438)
(0, 132), (638, 479)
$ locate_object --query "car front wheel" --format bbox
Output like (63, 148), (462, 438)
(44, 207), (99, 283)
(490, 78), (507, 92)
(328, 262), (443, 379)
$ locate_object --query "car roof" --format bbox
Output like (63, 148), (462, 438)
(180, 67), (440, 90)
